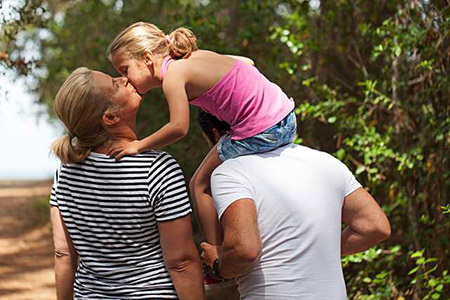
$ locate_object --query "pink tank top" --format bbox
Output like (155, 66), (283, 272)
(161, 56), (295, 140)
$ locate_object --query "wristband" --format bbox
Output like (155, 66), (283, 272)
(211, 258), (224, 280)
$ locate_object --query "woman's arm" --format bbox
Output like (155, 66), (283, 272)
(158, 215), (205, 300)
(51, 206), (78, 300)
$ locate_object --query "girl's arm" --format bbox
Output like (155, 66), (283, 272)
(189, 144), (224, 245)
(51, 206), (78, 300)
(110, 72), (190, 160)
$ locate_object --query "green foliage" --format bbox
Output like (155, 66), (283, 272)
(33, 195), (50, 226)
(270, 1), (449, 298)
(408, 249), (450, 300)
(342, 246), (450, 299)
(2, 0), (449, 299)
(0, 0), (47, 74)
(342, 246), (401, 299)
(441, 204), (450, 215)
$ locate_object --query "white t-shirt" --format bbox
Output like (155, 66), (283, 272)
(211, 144), (362, 300)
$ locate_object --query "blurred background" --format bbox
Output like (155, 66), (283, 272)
(0, 0), (449, 299)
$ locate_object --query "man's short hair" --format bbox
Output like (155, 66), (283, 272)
(197, 109), (230, 144)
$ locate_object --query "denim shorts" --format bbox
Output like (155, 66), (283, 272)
(217, 110), (297, 161)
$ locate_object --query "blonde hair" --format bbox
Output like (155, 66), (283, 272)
(52, 67), (116, 164)
(107, 22), (197, 61)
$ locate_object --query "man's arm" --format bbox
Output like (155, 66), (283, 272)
(341, 188), (391, 255)
(51, 206), (78, 300)
(158, 215), (205, 300)
(201, 199), (262, 279)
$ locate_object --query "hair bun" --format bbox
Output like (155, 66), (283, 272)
(168, 27), (198, 59)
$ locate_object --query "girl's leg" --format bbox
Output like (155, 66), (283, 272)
(189, 144), (223, 245)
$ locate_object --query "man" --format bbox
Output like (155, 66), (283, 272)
(198, 111), (390, 299)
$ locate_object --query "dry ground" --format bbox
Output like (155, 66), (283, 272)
(0, 180), (55, 300)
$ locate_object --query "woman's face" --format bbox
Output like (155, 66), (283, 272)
(92, 71), (142, 118)
(111, 52), (159, 94)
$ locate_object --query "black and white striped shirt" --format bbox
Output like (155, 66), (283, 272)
(50, 151), (192, 299)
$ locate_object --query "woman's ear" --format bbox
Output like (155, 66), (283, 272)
(141, 51), (153, 67)
(102, 111), (121, 127)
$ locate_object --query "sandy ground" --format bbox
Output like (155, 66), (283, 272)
(0, 180), (55, 300)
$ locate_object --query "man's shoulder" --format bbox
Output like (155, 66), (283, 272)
(233, 144), (338, 163)
(213, 157), (244, 178)
(216, 144), (347, 175)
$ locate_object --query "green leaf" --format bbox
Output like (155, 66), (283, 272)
(363, 277), (372, 283)
(411, 251), (423, 258)
(394, 45), (401, 57)
(301, 63), (311, 71)
(390, 245), (401, 253)
(417, 257), (426, 264)
(431, 293), (440, 299)
(327, 116), (337, 123)
(356, 165), (366, 175)
(408, 266), (419, 275)
(301, 77), (315, 87)
(336, 148), (346, 160)
(428, 279), (438, 287)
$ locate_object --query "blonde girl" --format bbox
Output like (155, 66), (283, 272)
(107, 22), (296, 246)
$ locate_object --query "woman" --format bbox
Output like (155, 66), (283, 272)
(50, 67), (205, 300)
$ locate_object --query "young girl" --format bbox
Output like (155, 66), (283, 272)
(107, 22), (296, 246)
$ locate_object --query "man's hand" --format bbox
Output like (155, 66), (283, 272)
(108, 140), (143, 160)
(200, 242), (221, 268)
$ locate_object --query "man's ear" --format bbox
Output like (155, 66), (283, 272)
(102, 111), (120, 127)
(213, 128), (222, 145)
(201, 132), (214, 149)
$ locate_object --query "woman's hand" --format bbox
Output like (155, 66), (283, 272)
(200, 242), (221, 268)
(108, 140), (143, 160)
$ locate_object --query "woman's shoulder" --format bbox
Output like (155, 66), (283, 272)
(142, 151), (181, 167)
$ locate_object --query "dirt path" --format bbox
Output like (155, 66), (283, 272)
(0, 180), (55, 300)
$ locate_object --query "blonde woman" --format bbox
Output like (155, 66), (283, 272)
(50, 67), (204, 300)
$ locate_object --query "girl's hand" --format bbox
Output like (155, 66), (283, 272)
(108, 140), (143, 160)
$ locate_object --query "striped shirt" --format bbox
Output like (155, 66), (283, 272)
(50, 151), (192, 299)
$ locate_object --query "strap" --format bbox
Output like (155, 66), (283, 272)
(160, 56), (175, 79)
